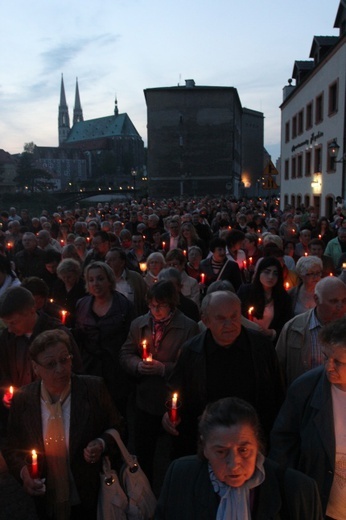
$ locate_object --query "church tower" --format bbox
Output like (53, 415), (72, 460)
(73, 77), (84, 124)
(58, 74), (70, 146)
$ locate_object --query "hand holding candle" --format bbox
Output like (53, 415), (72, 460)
(3, 385), (14, 408)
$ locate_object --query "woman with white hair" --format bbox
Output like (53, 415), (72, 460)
(288, 255), (323, 316)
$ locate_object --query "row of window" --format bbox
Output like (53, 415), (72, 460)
(285, 80), (339, 142)
(284, 144), (337, 180)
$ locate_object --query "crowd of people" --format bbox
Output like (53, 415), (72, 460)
(0, 196), (346, 519)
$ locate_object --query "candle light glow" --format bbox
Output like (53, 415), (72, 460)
(60, 310), (67, 325)
(31, 450), (38, 479)
(248, 306), (254, 321)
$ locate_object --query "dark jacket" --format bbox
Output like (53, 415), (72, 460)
(74, 292), (133, 402)
(168, 328), (284, 455)
(270, 366), (336, 515)
(156, 456), (323, 519)
(0, 311), (82, 390)
(200, 257), (242, 291)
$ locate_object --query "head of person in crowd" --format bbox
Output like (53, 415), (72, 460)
(61, 243), (82, 264)
(91, 231), (111, 258)
(21, 276), (50, 311)
(22, 232), (38, 253)
(308, 239), (325, 258)
(87, 220), (99, 237)
(158, 267), (183, 294)
(225, 230), (245, 256)
(209, 237), (227, 263)
(44, 250), (62, 275)
(295, 255), (323, 291)
(318, 316), (346, 391)
(165, 249), (186, 272)
(146, 252), (166, 277)
(284, 240), (295, 258)
(201, 291), (242, 346)
(84, 261), (116, 298)
(147, 280), (179, 321)
(262, 234), (283, 251)
(57, 258), (83, 291)
(74, 236), (88, 260)
(168, 218), (180, 237)
(105, 247), (127, 277)
(0, 286), (38, 335)
(198, 396), (265, 488)
(37, 230), (52, 250)
(188, 246), (203, 268)
(298, 229), (312, 246)
(147, 214), (160, 229)
(119, 229), (132, 250)
(314, 277), (346, 325)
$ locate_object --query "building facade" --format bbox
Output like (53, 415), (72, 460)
(280, 1), (346, 218)
(145, 80), (264, 198)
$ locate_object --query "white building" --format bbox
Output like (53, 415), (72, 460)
(280, 1), (346, 218)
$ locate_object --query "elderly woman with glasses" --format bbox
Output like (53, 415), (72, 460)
(120, 280), (199, 483)
(288, 255), (323, 316)
(3, 329), (122, 520)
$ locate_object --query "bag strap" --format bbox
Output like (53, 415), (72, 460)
(104, 429), (138, 472)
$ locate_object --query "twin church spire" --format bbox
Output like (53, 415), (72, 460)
(58, 74), (84, 146)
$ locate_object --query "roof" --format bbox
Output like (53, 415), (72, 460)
(309, 36), (339, 57)
(64, 113), (142, 143)
(292, 60), (314, 78)
(0, 149), (16, 164)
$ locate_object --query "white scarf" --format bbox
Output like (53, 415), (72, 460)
(209, 452), (265, 520)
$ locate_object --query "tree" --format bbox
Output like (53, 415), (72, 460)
(14, 152), (55, 192)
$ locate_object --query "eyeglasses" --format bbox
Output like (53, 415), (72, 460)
(305, 271), (322, 278)
(149, 303), (170, 311)
(35, 355), (73, 371)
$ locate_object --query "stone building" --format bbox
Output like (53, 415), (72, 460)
(144, 79), (264, 198)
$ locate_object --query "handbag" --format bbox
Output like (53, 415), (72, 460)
(97, 455), (128, 520)
(98, 429), (157, 520)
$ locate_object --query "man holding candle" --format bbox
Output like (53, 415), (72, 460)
(162, 291), (284, 458)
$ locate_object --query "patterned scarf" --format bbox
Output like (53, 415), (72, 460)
(150, 310), (174, 352)
(41, 381), (71, 520)
(209, 452), (265, 520)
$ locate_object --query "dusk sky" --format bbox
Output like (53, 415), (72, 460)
(0, 0), (341, 161)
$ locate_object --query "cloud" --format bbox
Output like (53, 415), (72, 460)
(40, 33), (120, 74)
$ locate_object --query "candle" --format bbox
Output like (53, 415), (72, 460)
(162, 241), (166, 249)
(60, 239), (65, 247)
(304, 252), (308, 257)
(248, 306), (254, 321)
(248, 257), (253, 266)
(258, 237), (262, 245)
(86, 237), (91, 243)
(291, 228), (295, 233)
(170, 393), (178, 424)
(142, 340), (148, 361)
(318, 234), (322, 240)
(7, 242), (13, 250)
(285, 282), (290, 290)
(329, 272), (334, 277)
(139, 262), (147, 273)
(200, 273), (206, 284)
(60, 310), (67, 325)
(243, 260), (247, 270)
(31, 450), (38, 479)
(183, 250), (187, 257)
(342, 263), (346, 269)
(4, 385), (14, 407)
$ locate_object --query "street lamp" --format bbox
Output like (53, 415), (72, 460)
(328, 140), (346, 163)
(131, 168), (137, 199)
